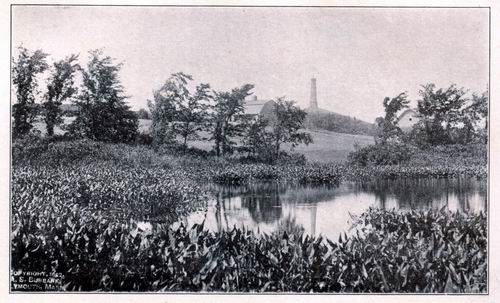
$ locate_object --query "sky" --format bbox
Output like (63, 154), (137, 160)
(12, 6), (489, 123)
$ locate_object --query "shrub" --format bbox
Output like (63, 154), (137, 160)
(155, 143), (210, 159)
(408, 144), (487, 167)
(348, 143), (413, 166)
(275, 152), (307, 166)
(135, 132), (153, 145)
(211, 163), (341, 186)
(44, 139), (103, 165)
(341, 165), (487, 180)
(13, 138), (170, 169)
(12, 133), (48, 164)
(239, 151), (307, 166)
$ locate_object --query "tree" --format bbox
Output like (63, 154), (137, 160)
(242, 98), (312, 162)
(467, 90), (488, 143)
(415, 84), (468, 145)
(375, 92), (410, 143)
(210, 84), (254, 156)
(148, 89), (176, 146)
(137, 108), (150, 119)
(268, 98), (312, 159)
(11, 46), (49, 138)
(68, 49), (138, 142)
(241, 116), (274, 160)
(148, 72), (211, 150)
(450, 89), (488, 144)
(43, 54), (80, 136)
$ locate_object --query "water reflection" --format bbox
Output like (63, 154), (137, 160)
(354, 178), (487, 213)
(183, 178), (487, 240)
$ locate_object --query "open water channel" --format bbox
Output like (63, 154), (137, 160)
(178, 177), (487, 240)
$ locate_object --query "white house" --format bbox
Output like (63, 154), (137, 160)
(396, 109), (419, 131)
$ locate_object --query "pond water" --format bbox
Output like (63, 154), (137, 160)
(179, 178), (487, 240)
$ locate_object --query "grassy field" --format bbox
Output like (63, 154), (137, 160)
(33, 117), (373, 163)
(285, 128), (374, 163)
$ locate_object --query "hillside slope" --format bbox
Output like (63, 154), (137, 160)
(32, 118), (374, 163)
(305, 110), (377, 136)
(284, 129), (374, 163)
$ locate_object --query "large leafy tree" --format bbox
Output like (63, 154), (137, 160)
(11, 46), (49, 138)
(148, 72), (211, 149)
(210, 84), (254, 156)
(375, 92), (410, 143)
(148, 88), (177, 146)
(466, 90), (488, 143)
(415, 84), (468, 145)
(69, 49), (138, 142)
(450, 89), (489, 144)
(43, 54), (80, 136)
(241, 116), (274, 160)
(242, 98), (312, 162)
(268, 98), (312, 159)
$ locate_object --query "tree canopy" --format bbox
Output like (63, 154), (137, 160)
(12, 46), (49, 138)
(210, 84), (254, 156)
(414, 84), (469, 145)
(375, 92), (410, 143)
(148, 72), (211, 149)
(243, 97), (312, 162)
(43, 54), (80, 136)
(68, 49), (138, 142)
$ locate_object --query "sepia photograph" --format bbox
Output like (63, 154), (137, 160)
(8, 3), (489, 295)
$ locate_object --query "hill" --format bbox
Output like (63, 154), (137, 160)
(138, 119), (373, 163)
(305, 109), (377, 137)
(32, 118), (374, 163)
(283, 129), (374, 163)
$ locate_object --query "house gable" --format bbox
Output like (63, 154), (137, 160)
(243, 97), (276, 121)
(397, 109), (419, 130)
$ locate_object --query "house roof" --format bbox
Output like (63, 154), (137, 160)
(243, 99), (274, 115)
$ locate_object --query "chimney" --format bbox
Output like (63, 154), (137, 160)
(310, 77), (318, 110)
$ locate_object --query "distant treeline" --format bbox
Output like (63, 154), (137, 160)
(306, 112), (377, 136)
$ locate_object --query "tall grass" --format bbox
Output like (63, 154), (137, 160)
(11, 208), (486, 292)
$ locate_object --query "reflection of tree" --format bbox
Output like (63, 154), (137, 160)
(240, 182), (283, 224)
(281, 184), (340, 205)
(454, 177), (487, 212)
(213, 182), (343, 226)
(210, 177), (486, 235)
(354, 177), (486, 212)
(214, 191), (230, 232)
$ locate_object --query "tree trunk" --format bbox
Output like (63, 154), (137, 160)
(221, 120), (228, 156)
(183, 134), (188, 152)
(46, 123), (54, 137)
(214, 121), (221, 156)
(275, 140), (280, 160)
(215, 139), (220, 157)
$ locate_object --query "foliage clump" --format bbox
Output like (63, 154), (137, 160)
(12, 47), (49, 138)
(348, 143), (413, 166)
(68, 49), (138, 142)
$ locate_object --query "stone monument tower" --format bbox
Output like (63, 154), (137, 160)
(309, 77), (318, 111)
